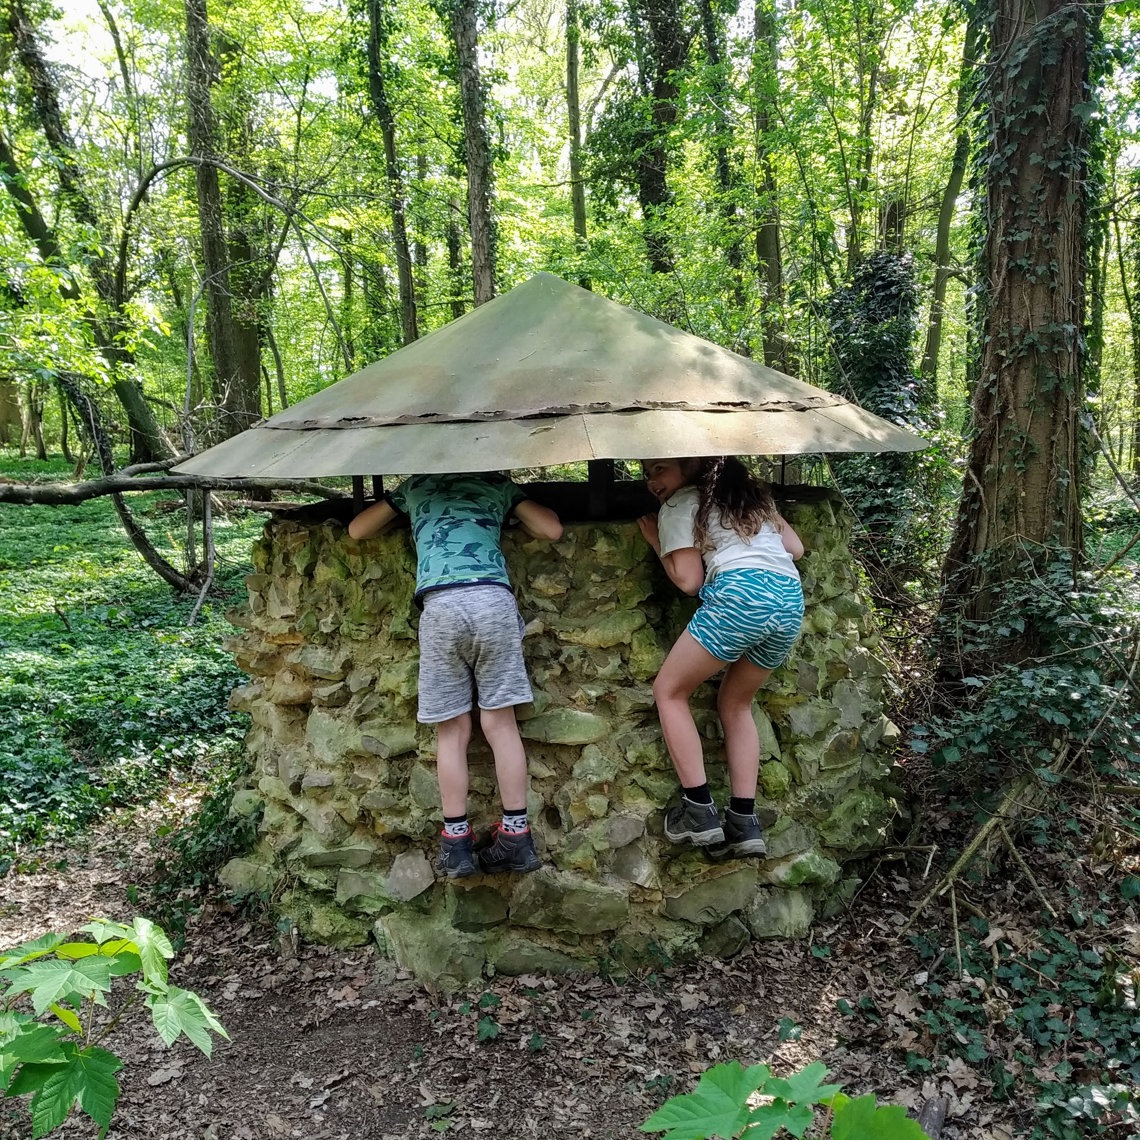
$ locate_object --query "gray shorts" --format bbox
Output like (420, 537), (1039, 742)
(416, 584), (533, 723)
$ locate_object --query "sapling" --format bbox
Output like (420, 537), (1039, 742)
(0, 916), (226, 1138)
(641, 1060), (933, 1140)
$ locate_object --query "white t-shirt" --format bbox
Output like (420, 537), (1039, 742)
(657, 485), (799, 583)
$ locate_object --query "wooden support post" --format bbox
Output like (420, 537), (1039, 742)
(587, 459), (614, 520)
(371, 475), (384, 502)
(352, 475), (365, 515)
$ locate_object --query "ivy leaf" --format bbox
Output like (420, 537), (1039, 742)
(3, 957), (114, 1014)
(148, 985), (228, 1057)
(7, 1043), (121, 1139)
(641, 1061), (772, 1139)
(832, 1094), (929, 1140)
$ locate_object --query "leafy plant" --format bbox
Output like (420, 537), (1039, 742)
(641, 1060), (930, 1140)
(0, 917), (226, 1138)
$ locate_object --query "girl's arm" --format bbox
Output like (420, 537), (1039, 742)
(348, 499), (398, 540)
(638, 515), (705, 596)
(776, 515), (805, 560)
(513, 498), (564, 540)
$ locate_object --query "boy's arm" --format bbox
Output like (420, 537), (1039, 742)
(776, 515), (805, 560)
(348, 499), (399, 540)
(512, 498), (563, 541)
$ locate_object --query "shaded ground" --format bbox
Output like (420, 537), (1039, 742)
(0, 797), (1059, 1140)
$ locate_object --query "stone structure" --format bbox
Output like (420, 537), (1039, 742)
(220, 487), (900, 987)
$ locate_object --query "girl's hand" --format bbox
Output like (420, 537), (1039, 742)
(637, 514), (661, 554)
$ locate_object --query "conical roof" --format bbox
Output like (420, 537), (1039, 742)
(174, 272), (925, 478)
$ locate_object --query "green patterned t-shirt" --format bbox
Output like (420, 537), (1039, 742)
(388, 473), (526, 599)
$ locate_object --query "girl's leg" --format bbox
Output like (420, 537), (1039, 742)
(435, 712), (473, 817)
(717, 658), (773, 797)
(478, 704), (528, 811)
(653, 630), (729, 787)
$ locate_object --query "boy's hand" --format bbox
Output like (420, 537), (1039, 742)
(637, 514), (661, 554)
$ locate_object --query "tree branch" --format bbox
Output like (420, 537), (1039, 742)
(0, 474), (347, 506)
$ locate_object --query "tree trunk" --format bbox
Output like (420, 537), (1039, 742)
(752, 0), (785, 368)
(0, 379), (19, 445)
(368, 0), (419, 342)
(920, 15), (981, 395)
(630, 0), (687, 277)
(940, 0), (1103, 624)
(449, 0), (496, 306)
(566, 0), (590, 289)
(185, 0), (261, 440)
(699, 0), (745, 313)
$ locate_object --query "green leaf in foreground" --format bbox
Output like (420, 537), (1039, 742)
(148, 985), (228, 1056)
(641, 1061), (772, 1139)
(3, 958), (114, 1014)
(7, 1044), (121, 1139)
(831, 1093), (931, 1140)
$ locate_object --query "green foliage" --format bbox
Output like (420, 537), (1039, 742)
(640, 1060), (930, 1139)
(898, 921), (1140, 1139)
(826, 251), (954, 591)
(0, 918), (226, 1138)
(0, 456), (262, 867)
(913, 553), (1140, 782)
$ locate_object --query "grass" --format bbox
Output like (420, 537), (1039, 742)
(0, 450), (264, 870)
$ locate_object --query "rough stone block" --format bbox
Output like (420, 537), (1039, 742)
(447, 885), (508, 931)
(700, 916), (750, 960)
(556, 609), (646, 649)
(510, 869), (629, 934)
(518, 708), (610, 745)
(759, 760), (792, 800)
(490, 937), (583, 975)
(287, 644), (351, 680)
(664, 867), (759, 925)
(759, 850), (841, 888)
(386, 850), (434, 901)
(745, 888), (814, 939)
(335, 869), (393, 914)
(379, 911), (487, 990)
(218, 857), (278, 897)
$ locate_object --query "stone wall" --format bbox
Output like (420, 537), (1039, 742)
(220, 487), (901, 987)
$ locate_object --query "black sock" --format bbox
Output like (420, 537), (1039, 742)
(729, 796), (755, 816)
(682, 783), (714, 805)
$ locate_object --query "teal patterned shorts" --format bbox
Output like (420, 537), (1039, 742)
(687, 568), (804, 669)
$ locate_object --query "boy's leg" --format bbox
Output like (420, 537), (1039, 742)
(435, 712), (473, 817)
(478, 705), (527, 813)
(477, 705), (541, 873)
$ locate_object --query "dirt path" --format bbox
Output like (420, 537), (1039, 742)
(0, 811), (1023, 1140)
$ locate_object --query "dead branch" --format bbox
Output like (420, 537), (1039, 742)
(0, 473), (346, 505)
(900, 737), (1070, 936)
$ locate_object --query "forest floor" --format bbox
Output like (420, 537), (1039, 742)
(2, 772), (1125, 1140)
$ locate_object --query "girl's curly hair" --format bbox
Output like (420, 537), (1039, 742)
(692, 457), (780, 549)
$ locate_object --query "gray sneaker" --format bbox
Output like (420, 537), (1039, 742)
(712, 809), (767, 858)
(664, 798), (725, 846)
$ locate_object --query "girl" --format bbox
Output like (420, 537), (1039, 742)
(638, 456), (804, 858)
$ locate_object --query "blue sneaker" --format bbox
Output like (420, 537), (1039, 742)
(478, 825), (541, 874)
(663, 798), (725, 846)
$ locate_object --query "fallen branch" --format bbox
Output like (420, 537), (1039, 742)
(0, 473), (346, 505)
(900, 737), (1070, 937)
(916, 1092), (950, 1137)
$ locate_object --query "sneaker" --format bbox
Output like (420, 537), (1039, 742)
(663, 798), (725, 846)
(714, 809), (767, 858)
(438, 830), (476, 878)
(478, 825), (541, 874)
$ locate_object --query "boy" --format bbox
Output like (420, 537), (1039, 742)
(348, 472), (563, 877)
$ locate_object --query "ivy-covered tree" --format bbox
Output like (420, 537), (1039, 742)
(940, 0), (1106, 630)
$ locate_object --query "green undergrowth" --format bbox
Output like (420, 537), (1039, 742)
(0, 452), (263, 871)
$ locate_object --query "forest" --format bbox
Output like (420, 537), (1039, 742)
(0, 0), (1139, 1136)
